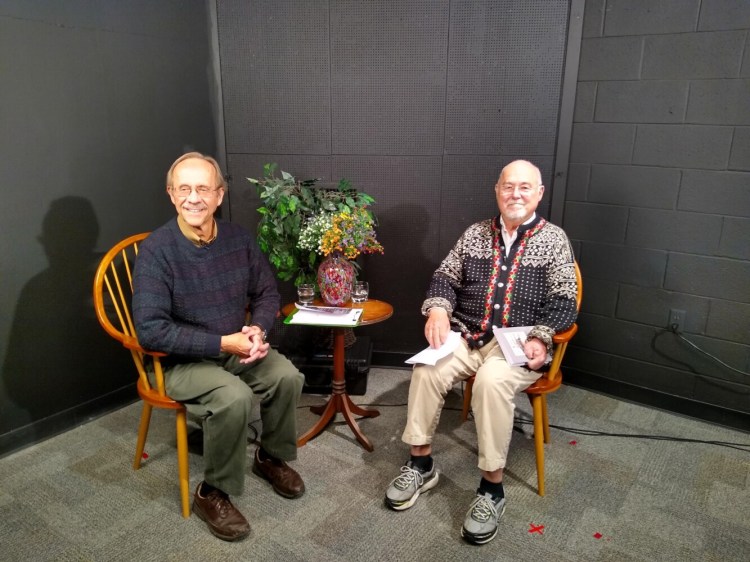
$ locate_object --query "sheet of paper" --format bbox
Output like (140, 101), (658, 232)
(405, 330), (462, 366)
(285, 307), (363, 327)
(295, 303), (352, 315)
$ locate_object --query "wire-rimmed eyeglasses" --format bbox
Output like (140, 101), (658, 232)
(170, 185), (221, 198)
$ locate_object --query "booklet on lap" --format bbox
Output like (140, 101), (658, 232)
(492, 326), (551, 366)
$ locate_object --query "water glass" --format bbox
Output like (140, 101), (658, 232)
(351, 281), (369, 303)
(297, 283), (315, 305)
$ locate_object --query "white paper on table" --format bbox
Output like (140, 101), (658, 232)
(287, 307), (363, 327)
(404, 330), (462, 366)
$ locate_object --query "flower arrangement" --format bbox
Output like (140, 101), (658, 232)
(298, 207), (384, 260)
(250, 163), (381, 286)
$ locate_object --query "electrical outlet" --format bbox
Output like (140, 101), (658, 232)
(669, 309), (686, 333)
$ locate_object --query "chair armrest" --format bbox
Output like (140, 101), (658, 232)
(122, 335), (167, 358)
(552, 323), (578, 344)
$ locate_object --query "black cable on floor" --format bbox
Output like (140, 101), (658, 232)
(252, 401), (750, 453)
(513, 414), (750, 453)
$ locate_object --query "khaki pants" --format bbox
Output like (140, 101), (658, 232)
(162, 349), (304, 496)
(402, 337), (541, 472)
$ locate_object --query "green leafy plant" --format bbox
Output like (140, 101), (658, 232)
(248, 163), (377, 286)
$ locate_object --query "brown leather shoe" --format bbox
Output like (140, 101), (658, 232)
(252, 448), (305, 499)
(192, 482), (251, 541)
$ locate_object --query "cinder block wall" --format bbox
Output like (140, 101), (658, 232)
(565, 0), (750, 428)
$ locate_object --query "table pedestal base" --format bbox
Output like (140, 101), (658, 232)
(297, 379), (380, 451)
(283, 306), (393, 453)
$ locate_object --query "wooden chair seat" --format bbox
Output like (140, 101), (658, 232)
(136, 377), (184, 410)
(524, 374), (562, 395)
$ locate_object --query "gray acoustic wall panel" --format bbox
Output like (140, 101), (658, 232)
(330, 1), (449, 155)
(445, 0), (568, 155)
(218, 1), (331, 154)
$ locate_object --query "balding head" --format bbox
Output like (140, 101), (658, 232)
(498, 160), (543, 187)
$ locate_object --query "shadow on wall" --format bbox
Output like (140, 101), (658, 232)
(1, 197), (132, 440)
(360, 203), (438, 353)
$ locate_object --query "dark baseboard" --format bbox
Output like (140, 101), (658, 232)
(371, 352), (749, 433)
(564, 369), (749, 433)
(372, 350), (412, 370)
(0, 383), (138, 459)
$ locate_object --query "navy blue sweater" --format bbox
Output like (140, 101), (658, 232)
(132, 218), (280, 362)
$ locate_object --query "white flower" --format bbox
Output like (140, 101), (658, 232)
(297, 213), (333, 253)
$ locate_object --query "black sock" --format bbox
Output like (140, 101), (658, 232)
(259, 447), (281, 464)
(410, 454), (433, 473)
(200, 481), (217, 496)
(478, 478), (504, 500)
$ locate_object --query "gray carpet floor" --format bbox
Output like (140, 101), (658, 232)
(0, 367), (748, 561)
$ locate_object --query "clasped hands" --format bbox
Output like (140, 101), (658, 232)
(425, 307), (547, 371)
(220, 325), (270, 364)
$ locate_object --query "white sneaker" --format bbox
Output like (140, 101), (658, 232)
(384, 460), (439, 511)
(461, 492), (506, 545)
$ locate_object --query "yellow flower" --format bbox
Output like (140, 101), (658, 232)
(299, 206), (383, 259)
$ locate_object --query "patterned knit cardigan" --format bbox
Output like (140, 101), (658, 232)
(422, 215), (578, 353)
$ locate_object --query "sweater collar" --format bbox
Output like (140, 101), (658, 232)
(494, 213), (541, 235)
(176, 215), (217, 247)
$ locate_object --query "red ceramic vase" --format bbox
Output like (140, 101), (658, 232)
(317, 252), (355, 306)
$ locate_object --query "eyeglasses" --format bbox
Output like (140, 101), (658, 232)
(171, 185), (220, 197)
(497, 183), (538, 196)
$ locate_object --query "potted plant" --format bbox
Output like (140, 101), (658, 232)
(248, 163), (381, 288)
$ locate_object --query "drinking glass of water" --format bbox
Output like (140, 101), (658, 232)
(297, 283), (315, 305)
(351, 281), (369, 303)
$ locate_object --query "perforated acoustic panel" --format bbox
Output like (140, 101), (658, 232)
(216, 0), (571, 353)
(446, 0), (568, 155)
(331, 1), (449, 155)
(218, 0), (331, 154)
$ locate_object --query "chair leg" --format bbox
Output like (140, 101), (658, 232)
(541, 395), (551, 444)
(461, 376), (475, 422)
(529, 394), (546, 497)
(133, 403), (153, 470)
(175, 408), (190, 519)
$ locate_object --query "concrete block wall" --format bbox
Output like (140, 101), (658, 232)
(566, 0), (750, 426)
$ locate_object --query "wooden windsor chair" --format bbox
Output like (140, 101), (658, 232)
(93, 232), (190, 518)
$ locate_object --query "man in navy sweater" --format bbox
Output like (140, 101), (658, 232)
(133, 152), (305, 542)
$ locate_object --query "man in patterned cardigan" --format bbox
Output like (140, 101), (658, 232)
(133, 153), (305, 542)
(384, 160), (578, 546)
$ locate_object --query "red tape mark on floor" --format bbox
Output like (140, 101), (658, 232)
(142, 452), (149, 459)
(529, 523), (545, 535)
(593, 532), (603, 539)
(569, 440), (577, 445)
